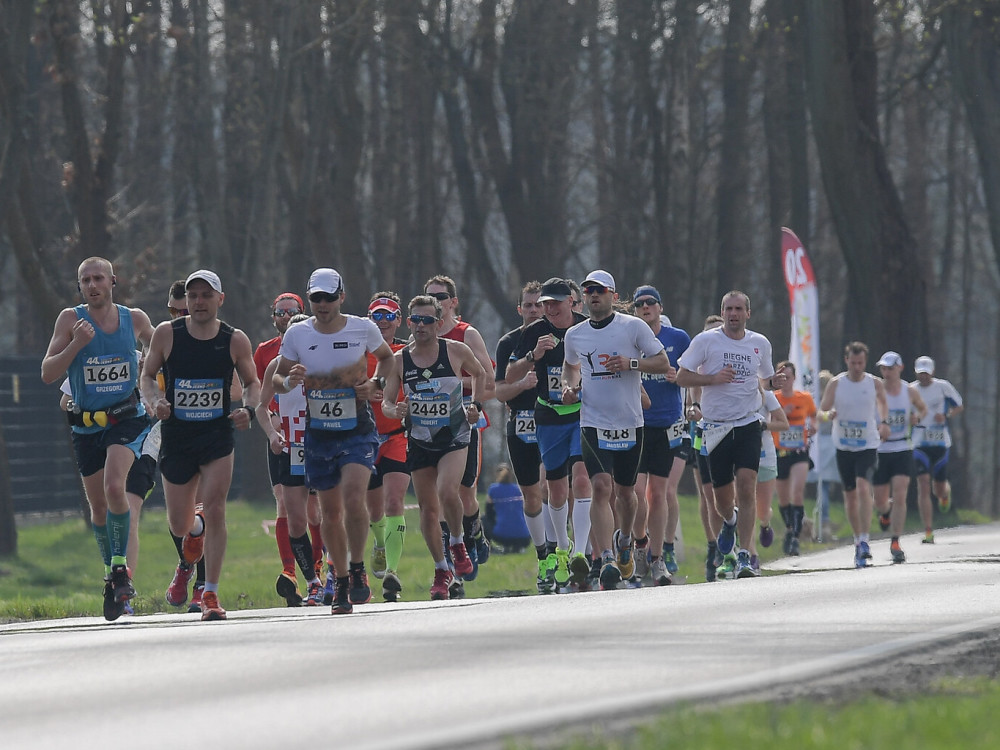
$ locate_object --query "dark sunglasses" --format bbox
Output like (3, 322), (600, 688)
(167, 307), (188, 318)
(583, 285), (610, 295)
(409, 314), (439, 325)
(273, 309), (302, 318)
(309, 292), (340, 303)
(428, 291), (452, 301)
(633, 298), (659, 308)
(370, 311), (399, 322)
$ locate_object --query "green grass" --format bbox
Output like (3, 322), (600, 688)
(0, 491), (972, 622)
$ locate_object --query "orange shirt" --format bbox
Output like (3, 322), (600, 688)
(772, 389), (817, 450)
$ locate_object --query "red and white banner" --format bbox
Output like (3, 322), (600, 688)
(781, 227), (820, 405)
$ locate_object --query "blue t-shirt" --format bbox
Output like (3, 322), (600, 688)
(641, 324), (691, 427)
(487, 482), (530, 539)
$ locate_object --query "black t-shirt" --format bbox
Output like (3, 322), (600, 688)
(495, 326), (538, 436)
(162, 319), (235, 443)
(513, 312), (586, 426)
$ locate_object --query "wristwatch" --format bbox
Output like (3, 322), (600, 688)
(526, 351), (535, 362)
(629, 358), (639, 370)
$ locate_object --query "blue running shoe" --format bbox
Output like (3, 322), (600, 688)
(323, 570), (336, 605)
(859, 540), (872, 559)
(717, 513), (738, 555)
(663, 549), (679, 575)
(854, 544), (868, 568)
(475, 529), (491, 567)
(599, 558), (622, 591)
(735, 550), (758, 578)
(462, 535), (479, 581)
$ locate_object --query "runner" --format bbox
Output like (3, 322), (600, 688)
(42, 257), (154, 621)
(380, 295), (488, 600)
(911, 356), (961, 543)
(364, 292), (411, 602)
(272, 268), (394, 615)
(817, 341), (891, 569)
(750, 386), (788, 574)
(423, 275), (496, 581)
(141, 269), (261, 621)
(872, 351), (927, 563)
(629, 284), (690, 586)
(675, 291), (786, 580)
(562, 270), (671, 591)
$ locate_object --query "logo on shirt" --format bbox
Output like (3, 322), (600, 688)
(333, 342), (349, 349)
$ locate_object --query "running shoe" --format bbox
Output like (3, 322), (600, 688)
(735, 550), (758, 578)
(717, 513), (738, 555)
(705, 551), (718, 583)
(275, 571), (302, 607)
(371, 545), (387, 580)
(448, 576), (465, 599)
(716, 553), (737, 580)
(382, 570), (402, 602)
(200, 590), (226, 621)
(331, 579), (353, 615)
(430, 568), (453, 601)
(878, 505), (892, 532)
(553, 548), (571, 590)
(939, 495), (951, 512)
(634, 541), (650, 580)
(102, 576), (122, 622)
(750, 554), (760, 574)
(663, 549), (679, 575)
(789, 536), (800, 556)
(890, 539), (906, 564)
(922, 532), (935, 544)
(759, 524), (774, 549)
(599, 558), (622, 591)
(859, 540), (872, 559)
(450, 542), (474, 579)
(122, 601), (134, 616)
(348, 566), (372, 605)
(463, 535), (480, 581)
(569, 552), (591, 589)
(537, 555), (556, 594)
(181, 505), (205, 565)
(165, 561), (195, 606)
(854, 545), (868, 569)
(650, 557), (671, 586)
(110, 564), (134, 607)
(475, 527), (491, 566)
(613, 530), (635, 580)
(586, 554), (602, 590)
(782, 529), (794, 555)
(188, 585), (205, 614)
(305, 580), (324, 606)
(323, 569), (336, 605)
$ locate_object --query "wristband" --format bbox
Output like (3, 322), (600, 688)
(526, 351), (535, 362)
(472, 400), (484, 411)
(244, 406), (256, 422)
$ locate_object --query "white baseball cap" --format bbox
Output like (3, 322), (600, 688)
(185, 269), (223, 294)
(307, 268), (343, 295)
(582, 269), (616, 292)
(914, 356), (935, 374)
(877, 351), (902, 368)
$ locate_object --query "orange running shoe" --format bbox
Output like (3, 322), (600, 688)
(200, 590), (226, 621)
(181, 505), (206, 565)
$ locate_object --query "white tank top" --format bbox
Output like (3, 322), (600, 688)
(878, 382), (912, 454)
(832, 373), (879, 451)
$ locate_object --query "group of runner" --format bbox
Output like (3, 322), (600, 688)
(42, 258), (964, 621)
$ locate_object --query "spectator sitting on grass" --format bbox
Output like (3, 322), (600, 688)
(485, 465), (532, 554)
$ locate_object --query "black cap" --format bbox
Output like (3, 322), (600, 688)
(538, 277), (572, 302)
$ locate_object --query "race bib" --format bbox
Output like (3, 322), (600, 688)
(514, 409), (537, 444)
(463, 395), (488, 429)
(409, 392), (452, 429)
(546, 366), (563, 402)
(886, 408), (907, 438)
(598, 427), (637, 451)
(290, 442), (305, 475)
(778, 424), (806, 450)
(174, 378), (224, 421)
(83, 354), (131, 398)
(919, 425), (947, 447)
(700, 421), (734, 455)
(667, 419), (687, 448)
(308, 388), (358, 430)
(837, 420), (868, 449)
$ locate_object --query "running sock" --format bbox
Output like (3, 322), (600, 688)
(435, 558), (450, 571)
(462, 510), (482, 539)
(289, 533), (315, 581)
(170, 530), (184, 558)
(779, 505), (793, 529)
(571, 497), (592, 555)
(106, 509), (130, 559)
(535, 544), (548, 561)
(93, 524), (112, 572)
(663, 541), (675, 556)
(449, 534), (464, 547)
(309, 523), (324, 576)
(524, 509), (547, 548)
(542, 503), (558, 547)
(204, 582), (219, 594)
(370, 516), (387, 548)
(190, 512), (205, 537)
(195, 556), (206, 586)
(275, 517), (296, 575)
(791, 505), (805, 537)
(549, 502), (571, 550)
(724, 511), (737, 527)
(383, 514), (406, 571)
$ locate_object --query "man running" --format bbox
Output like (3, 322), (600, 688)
(273, 268), (394, 615)
(911, 355), (963, 543)
(380, 295), (488, 600)
(675, 291), (786, 580)
(817, 341), (891, 569)
(42, 257), (155, 621)
(141, 269), (260, 621)
(562, 270), (671, 590)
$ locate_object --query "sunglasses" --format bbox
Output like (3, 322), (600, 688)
(409, 314), (439, 326)
(370, 310), (399, 322)
(633, 298), (659, 308)
(273, 309), (302, 318)
(428, 291), (453, 301)
(167, 307), (188, 318)
(583, 285), (610, 295)
(309, 292), (340, 303)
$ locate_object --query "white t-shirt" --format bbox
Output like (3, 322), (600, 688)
(677, 327), (775, 425)
(279, 316), (384, 380)
(831, 372), (880, 452)
(913, 378), (963, 448)
(878, 382), (915, 454)
(563, 313), (665, 430)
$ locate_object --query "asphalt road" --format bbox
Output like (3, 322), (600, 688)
(3, 524), (998, 750)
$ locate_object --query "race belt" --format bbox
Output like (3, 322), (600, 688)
(68, 390), (141, 428)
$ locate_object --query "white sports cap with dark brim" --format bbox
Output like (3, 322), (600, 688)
(185, 269), (223, 294)
(582, 269), (616, 291)
(914, 356), (935, 374)
(307, 268), (343, 295)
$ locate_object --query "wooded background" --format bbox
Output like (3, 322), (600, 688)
(2, 0), (999, 556)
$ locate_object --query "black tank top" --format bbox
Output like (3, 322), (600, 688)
(402, 339), (469, 448)
(163, 318), (235, 441)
